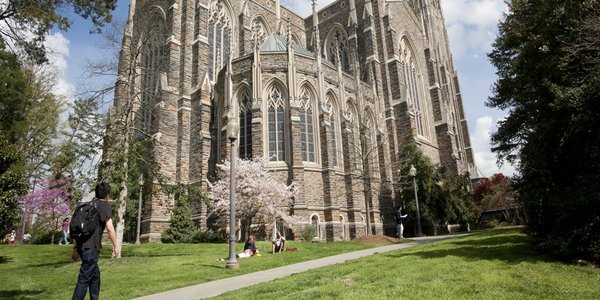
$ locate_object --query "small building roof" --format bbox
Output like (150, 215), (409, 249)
(260, 33), (315, 57)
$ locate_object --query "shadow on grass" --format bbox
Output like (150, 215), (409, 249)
(390, 230), (552, 264)
(0, 256), (12, 264)
(31, 261), (73, 268)
(122, 253), (194, 258)
(0, 289), (44, 298)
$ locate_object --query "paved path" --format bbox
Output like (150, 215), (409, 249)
(135, 234), (468, 300)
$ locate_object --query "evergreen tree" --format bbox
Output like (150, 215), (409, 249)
(489, 0), (600, 261)
(161, 185), (200, 244)
(396, 133), (437, 235)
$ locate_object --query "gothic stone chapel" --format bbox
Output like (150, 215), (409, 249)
(109, 0), (475, 242)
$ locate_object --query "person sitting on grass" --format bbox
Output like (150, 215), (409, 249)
(238, 235), (260, 258)
(272, 231), (285, 253)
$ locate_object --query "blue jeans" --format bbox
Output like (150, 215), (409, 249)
(61, 230), (69, 244)
(72, 249), (100, 300)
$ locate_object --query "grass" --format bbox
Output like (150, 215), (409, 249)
(0, 238), (388, 299)
(214, 229), (600, 300)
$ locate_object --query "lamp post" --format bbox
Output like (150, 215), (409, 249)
(409, 164), (423, 237)
(226, 118), (240, 269)
(135, 175), (143, 245)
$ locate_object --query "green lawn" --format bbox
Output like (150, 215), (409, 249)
(3, 230), (598, 300)
(215, 229), (600, 300)
(0, 239), (385, 299)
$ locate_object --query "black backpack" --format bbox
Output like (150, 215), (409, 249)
(70, 198), (100, 240)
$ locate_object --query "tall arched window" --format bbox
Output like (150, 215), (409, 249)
(140, 10), (168, 131)
(347, 101), (361, 171)
(400, 37), (427, 137)
(267, 85), (285, 161)
(364, 111), (378, 173)
(299, 86), (315, 162)
(326, 28), (351, 73)
(208, 0), (232, 82)
(239, 89), (252, 159)
(326, 94), (341, 168)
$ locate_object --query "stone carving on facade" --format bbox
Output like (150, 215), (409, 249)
(251, 18), (266, 49)
(209, 0), (230, 28)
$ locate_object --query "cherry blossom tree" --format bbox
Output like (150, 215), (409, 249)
(22, 177), (72, 244)
(209, 158), (297, 240)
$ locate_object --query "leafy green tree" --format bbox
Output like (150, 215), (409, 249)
(0, 0), (117, 62)
(488, 0), (600, 261)
(396, 133), (437, 235)
(397, 133), (475, 235)
(0, 133), (27, 237)
(52, 97), (105, 202)
(1, 43), (61, 189)
(0, 43), (30, 143)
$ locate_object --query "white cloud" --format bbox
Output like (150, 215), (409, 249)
(471, 116), (516, 177)
(442, 0), (507, 59)
(44, 32), (76, 101)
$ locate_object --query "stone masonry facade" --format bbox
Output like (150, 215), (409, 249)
(109, 0), (475, 242)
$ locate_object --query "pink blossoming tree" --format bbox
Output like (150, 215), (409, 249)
(209, 158), (297, 240)
(22, 177), (72, 244)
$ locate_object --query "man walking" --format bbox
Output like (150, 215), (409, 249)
(71, 182), (118, 300)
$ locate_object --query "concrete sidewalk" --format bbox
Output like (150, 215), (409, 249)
(135, 234), (468, 300)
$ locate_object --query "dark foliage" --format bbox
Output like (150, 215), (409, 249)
(488, 0), (600, 262)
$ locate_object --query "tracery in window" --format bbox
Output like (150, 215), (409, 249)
(299, 86), (315, 162)
(251, 17), (267, 49)
(326, 28), (351, 73)
(400, 37), (426, 137)
(208, 0), (232, 82)
(326, 94), (340, 168)
(347, 101), (361, 171)
(364, 111), (378, 173)
(239, 89), (252, 159)
(267, 86), (285, 161)
(140, 11), (168, 132)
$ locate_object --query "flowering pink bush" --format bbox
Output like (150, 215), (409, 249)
(22, 177), (72, 243)
(209, 158), (297, 237)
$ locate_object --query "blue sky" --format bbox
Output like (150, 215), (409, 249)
(48, 0), (516, 177)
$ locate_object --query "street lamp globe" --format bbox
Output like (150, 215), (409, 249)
(227, 118), (239, 141)
(409, 164), (417, 177)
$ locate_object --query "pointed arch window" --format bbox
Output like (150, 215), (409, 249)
(311, 215), (320, 239)
(347, 102), (361, 171)
(299, 87), (315, 162)
(327, 94), (340, 168)
(208, 0), (231, 82)
(326, 28), (351, 73)
(239, 90), (252, 159)
(364, 114), (379, 173)
(268, 86), (285, 161)
(140, 12), (168, 132)
(400, 37), (427, 138)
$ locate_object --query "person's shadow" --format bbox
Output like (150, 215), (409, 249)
(0, 290), (44, 299)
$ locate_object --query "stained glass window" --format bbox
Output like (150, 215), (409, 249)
(299, 87), (315, 162)
(207, 1), (231, 82)
(268, 86), (285, 161)
(239, 90), (252, 159)
(400, 37), (427, 137)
